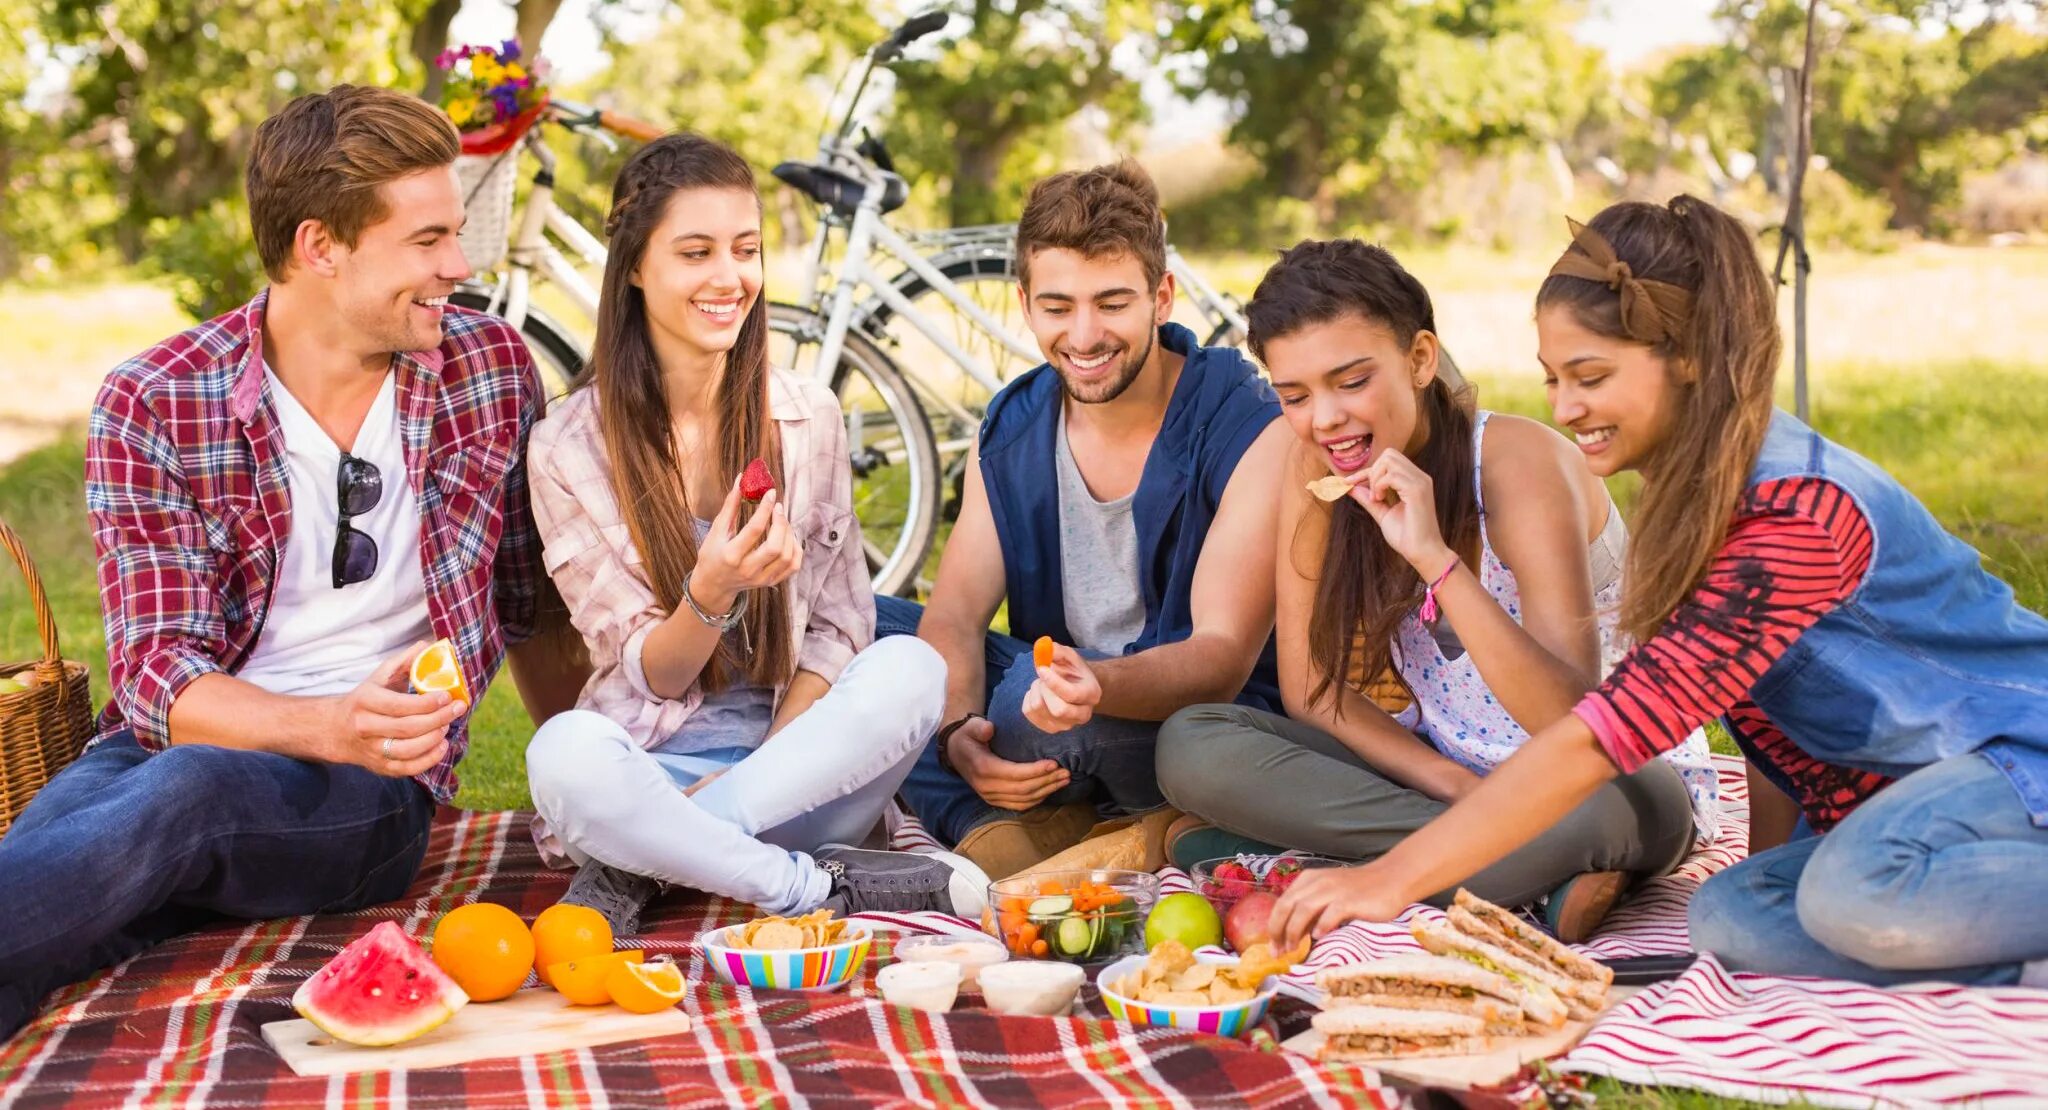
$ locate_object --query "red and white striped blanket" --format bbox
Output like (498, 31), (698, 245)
(888, 753), (2048, 1107)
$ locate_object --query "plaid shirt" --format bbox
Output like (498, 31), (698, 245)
(85, 289), (543, 802)
(527, 370), (872, 750)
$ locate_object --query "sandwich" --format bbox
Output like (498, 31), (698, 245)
(1454, 889), (1614, 994)
(1312, 1005), (1493, 1062)
(1315, 954), (1525, 1034)
(1410, 917), (1581, 1024)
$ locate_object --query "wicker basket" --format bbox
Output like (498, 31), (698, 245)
(455, 150), (521, 273)
(0, 518), (95, 839)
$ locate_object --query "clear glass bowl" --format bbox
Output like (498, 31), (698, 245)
(1188, 853), (1346, 916)
(984, 869), (1160, 965)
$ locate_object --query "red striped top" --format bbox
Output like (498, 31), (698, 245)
(1575, 477), (1894, 831)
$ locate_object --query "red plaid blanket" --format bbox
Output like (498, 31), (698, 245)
(0, 810), (1392, 1109)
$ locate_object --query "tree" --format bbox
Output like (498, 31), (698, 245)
(1650, 2), (2048, 232)
(1163, 0), (1601, 225)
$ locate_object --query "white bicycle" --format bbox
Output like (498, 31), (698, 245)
(765, 13), (1250, 595)
(452, 14), (1250, 598)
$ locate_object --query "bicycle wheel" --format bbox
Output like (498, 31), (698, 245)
(449, 285), (585, 400)
(768, 303), (940, 598)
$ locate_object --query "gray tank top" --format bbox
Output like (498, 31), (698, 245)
(1055, 406), (1146, 654)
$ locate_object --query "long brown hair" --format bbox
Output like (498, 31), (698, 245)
(1536, 196), (1779, 643)
(577, 132), (792, 691)
(1247, 239), (1480, 714)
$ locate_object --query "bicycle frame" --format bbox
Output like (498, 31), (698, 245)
(810, 163), (1039, 401)
(468, 127), (605, 334)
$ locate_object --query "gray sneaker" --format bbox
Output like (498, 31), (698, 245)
(559, 861), (660, 937)
(813, 845), (989, 918)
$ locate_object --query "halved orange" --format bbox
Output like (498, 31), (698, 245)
(606, 955), (685, 1013)
(546, 949), (644, 1005)
(531, 904), (612, 987)
(410, 638), (470, 706)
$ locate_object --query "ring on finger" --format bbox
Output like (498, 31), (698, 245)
(382, 737), (394, 759)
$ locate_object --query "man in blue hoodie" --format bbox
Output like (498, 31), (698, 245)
(877, 160), (1286, 877)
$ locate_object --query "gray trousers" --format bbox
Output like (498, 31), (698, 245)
(1156, 703), (1696, 908)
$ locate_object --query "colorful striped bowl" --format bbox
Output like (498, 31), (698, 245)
(701, 922), (872, 993)
(1095, 953), (1279, 1038)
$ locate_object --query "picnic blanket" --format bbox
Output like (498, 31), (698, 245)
(0, 808), (1391, 1109)
(7, 754), (2046, 1107)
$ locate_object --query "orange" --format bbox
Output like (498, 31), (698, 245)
(410, 638), (470, 706)
(430, 902), (535, 1002)
(605, 955), (685, 1014)
(531, 904), (611, 988)
(546, 950), (643, 1005)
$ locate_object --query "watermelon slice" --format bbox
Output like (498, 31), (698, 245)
(293, 921), (469, 1046)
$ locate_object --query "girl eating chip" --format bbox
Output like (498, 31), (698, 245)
(1271, 196), (2048, 988)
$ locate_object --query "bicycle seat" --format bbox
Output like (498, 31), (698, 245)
(772, 160), (908, 219)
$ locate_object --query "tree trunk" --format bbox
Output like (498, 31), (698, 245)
(950, 131), (1019, 227)
(516, 0), (567, 59)
(410, 0), (462, 101)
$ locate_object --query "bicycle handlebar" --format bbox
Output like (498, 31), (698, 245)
(877, 10), (949, 61)
(597, 110), (664, 143)
(548, 98), (664, 143)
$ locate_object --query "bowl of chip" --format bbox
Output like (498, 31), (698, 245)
(1095, 940), (1295, 1038)
(701, 911), (871, 992)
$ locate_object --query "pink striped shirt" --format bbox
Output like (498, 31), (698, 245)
(526, 370), (873, 748)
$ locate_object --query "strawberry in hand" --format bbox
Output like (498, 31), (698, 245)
(739, 458), (775, 503)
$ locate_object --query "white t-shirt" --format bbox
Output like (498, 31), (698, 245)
(234, 367), (433, 697)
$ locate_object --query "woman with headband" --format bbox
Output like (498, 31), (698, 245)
(1272, 195), (2048, 987)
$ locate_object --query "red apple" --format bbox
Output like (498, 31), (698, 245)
(1224, 890), (1280, 953)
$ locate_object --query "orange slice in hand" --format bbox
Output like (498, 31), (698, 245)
(606, 955), (685, 1013)
(1033, 636), (1054, 669)
(546, 949), (644, 1005)
(410, 638), (470, 707)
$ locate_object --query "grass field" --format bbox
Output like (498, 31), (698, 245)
(1, 259), (2037, 1108)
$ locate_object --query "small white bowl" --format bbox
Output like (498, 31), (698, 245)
(876, 960), (961, 1013)
(893, 932), (1009, 989)
(978, 960), (1085, 1016)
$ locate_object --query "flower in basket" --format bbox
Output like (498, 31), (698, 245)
(435, 38), (549, 134)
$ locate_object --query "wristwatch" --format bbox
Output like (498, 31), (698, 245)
(934, 713), (987, 777)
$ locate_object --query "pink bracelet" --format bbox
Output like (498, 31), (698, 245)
(1419, 555), (1460, 623)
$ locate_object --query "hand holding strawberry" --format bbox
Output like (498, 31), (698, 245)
(689, 468), (802, 614)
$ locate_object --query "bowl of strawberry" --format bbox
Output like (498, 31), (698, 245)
(1190, 853), (1346, 918)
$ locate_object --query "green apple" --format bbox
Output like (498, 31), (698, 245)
(0, 676), (25, 695)
(1144, 891), (1223, 951)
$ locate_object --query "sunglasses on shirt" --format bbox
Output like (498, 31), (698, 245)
(332, 451), (382, 589)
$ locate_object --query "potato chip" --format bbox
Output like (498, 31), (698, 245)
(751, 922), (804, 949)
(1147, 940), (1195, 977)
(1207, 982), (1256, 1004)
(1171, 963), (1218, 991)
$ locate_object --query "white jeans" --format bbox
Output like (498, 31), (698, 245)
(527, 636), (946, 915)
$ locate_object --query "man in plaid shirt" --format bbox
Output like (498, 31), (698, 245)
(0, 86), (549, 1040)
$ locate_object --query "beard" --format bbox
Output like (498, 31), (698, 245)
(1056, 327), (1154, 406)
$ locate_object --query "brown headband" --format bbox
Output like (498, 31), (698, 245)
(1547, 217), (1694, 345)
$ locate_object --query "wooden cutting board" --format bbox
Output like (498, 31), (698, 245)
(262, 988), (691, 1077)
(1281, 985), (1638, 1089)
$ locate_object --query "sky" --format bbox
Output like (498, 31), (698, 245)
(451, 0), (1725, 87)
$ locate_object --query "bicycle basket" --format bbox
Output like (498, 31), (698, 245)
(455, 151), (520, 272)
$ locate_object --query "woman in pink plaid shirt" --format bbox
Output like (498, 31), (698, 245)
(523, 134), (988, 933)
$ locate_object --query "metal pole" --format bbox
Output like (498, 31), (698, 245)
(1773, 0), (1821, 421)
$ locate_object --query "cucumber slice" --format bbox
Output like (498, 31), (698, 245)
(1027, 895), (1073, 920)
(1055, 915), (1093, 956)
(1086, 912), (1106, 956)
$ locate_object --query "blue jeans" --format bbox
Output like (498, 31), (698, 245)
(0, 731), (436, 1041)
(1689, 751), (2047, 985)
(876, 595), (1164, 845)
